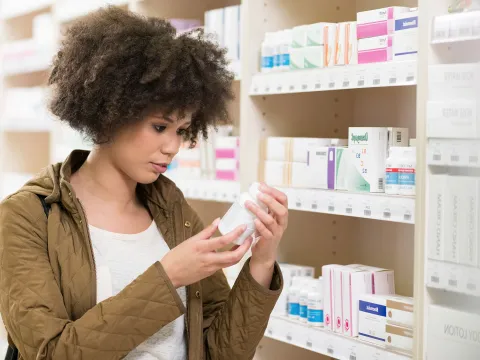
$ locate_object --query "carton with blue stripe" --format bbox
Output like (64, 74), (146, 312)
(393, 10), (418, 61)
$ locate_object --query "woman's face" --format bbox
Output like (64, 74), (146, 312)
(107, 110), (192, 184)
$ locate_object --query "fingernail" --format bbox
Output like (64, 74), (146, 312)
(260, 183), (267, 191)
(213, 218), (220, 226)
(258, 193), (266, 200)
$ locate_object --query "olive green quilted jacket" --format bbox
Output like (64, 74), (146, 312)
(0, 150), (283, 360)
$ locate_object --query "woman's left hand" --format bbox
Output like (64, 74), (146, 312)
(245, 183), (288, 274)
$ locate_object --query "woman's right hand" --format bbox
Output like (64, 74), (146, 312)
(160, 219), (252, 288)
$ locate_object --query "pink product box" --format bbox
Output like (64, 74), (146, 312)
(215, 170), (238, 181)
(356, 7), (410, 39)
(358, 35), (393, 64)
(215, 148), (239, 159)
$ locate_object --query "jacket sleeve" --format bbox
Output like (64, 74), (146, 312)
(0, 193), (185, 360)
(191, 212), (283, 360)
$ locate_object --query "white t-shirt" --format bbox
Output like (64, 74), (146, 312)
(90, 221), (187, 360)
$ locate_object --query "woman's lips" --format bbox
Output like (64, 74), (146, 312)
(151, 162), (168, 173)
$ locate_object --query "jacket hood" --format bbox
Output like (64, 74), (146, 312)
(19, 150), (181, 212)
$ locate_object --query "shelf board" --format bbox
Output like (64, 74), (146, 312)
(431, 12), (480, 44)
(426, 259), (480, 297)
(282, 187), (415, 224)
(249, 60), (417, 96)
(265, 315), (411, 360)
(170, 178), (240, 203)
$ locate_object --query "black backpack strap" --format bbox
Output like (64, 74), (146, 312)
(4, 195), (50, 360)
(36, 195), (50, 218)
(5, 344), (18, 360)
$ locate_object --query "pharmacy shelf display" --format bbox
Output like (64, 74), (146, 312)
(172, 179), (241, 204)
(250, 60), (417, 96)
(431, 11), (480, 44)
(284, 188), (415, 224)
(265, 315), (411, 360)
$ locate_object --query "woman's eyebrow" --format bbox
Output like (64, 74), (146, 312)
(152, 115), (174, 123)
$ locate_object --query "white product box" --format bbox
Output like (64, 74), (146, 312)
(204, 8), (225, 46)
(223, 5), (241, 62)
(347, 127), (389, 193)
(263, 161), (309, 188)
(290, 48), (305, 70)
(306, 147), (336, 190)
(362, 294), (414, 328)
(427, 100), (479, 139)
(455, 177), (479, 267)
(303, 46), (324, 69)
(306, 23), (336, 67)
(359, 293), (413, 351)
(334, 147), (350, 191)
(428, 175), (447, 261)
(292, 25), (308, 48)
(358, 294), (388, 345)
(444, 176), (463, 264)
(215, 158), (237, 171)
(386, 324), (414, 353)
(340, 267), (374, 337)
(357, 7), (410, 39)
(322, 264), (345, 331)
(261, 137), (347, 163)
(358, 35), (393, 64)
(429, 63), (480, 101)
(427, 305), (480, 359)
(393, 11), (418, 61)
(335, 22), (358, 66)
(387, 127), (409, 149)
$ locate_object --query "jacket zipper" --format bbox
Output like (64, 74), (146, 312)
(171, 205), (190, 352)
(72, 196), (97, 306)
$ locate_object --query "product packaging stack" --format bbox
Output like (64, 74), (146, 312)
(258, 127), (417, 195)
(167, 125), (239, 182)
(274, 264), (315, 316)
(322, 264), (395, 335)
(214, 136), (240, 181)
(205, 5), (241, 76)
(357, 7), (418, 64)
(347, 127), (410, 193)
(358, 293), (414, 353)
(258, 137), (347, 188)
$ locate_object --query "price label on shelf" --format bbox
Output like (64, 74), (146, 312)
(355, 67), (367, 88)
(404, 61), (416, 84)
(345, 197), (354, 215)
(341, 69), (352, 89)
(387, 64), (399, 86)
(328, 69), (339, 90)
(327, 195), (336, 213)
(324, 336), (336, 357)
(362, 199), (373, 218)
(371, 66), (382, 86)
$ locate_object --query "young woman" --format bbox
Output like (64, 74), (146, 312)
(0, 7), (288, 360)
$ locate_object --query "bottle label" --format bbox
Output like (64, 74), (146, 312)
(281, 53), (290, 66)
(262, 56), (274, 69)
(386, 168), (398, 185)
(288, 302), (300, 316)
(307, 309), (324, 323)
(399, 168), (415, 185)
(300, 305), (308, 319)
(274, 54), (281, 68)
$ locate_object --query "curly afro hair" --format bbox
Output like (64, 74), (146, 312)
(48, 6), (234, 145)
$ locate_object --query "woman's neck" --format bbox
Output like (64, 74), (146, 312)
(71, 147), (138, 210)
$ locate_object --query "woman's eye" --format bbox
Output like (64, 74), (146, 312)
(153, 125), (167, 133)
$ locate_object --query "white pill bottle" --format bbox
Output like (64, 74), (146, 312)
(218, 182), (267, 245)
